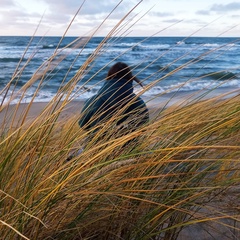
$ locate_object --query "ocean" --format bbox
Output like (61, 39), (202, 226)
(0, 36), (239, 104)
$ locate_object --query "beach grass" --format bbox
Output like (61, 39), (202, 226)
(0, 2), (240, 239)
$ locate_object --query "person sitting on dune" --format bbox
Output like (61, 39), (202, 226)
(79, 61), (148, 131)
(66, 62), (149, 161)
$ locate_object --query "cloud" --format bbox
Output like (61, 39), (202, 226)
(196, 2), (240, 16)
(0, 8), (34, 24)
(210, 2), (240, 13)
(184, 18), (207, 25)
(1, 0), (16, 8)
(196, 10), (210, 16)
(31, 0), (143, 35)
(0, 8), (44, 35)
(149, 11), (174, 17)
(33, 0), (139, 29)
(39, 0), (132, 16)
(231, 14), (240, 18)
(0, 0), (145, 36)
(0, 0), (37, 26)
(163, 18), (183, 24)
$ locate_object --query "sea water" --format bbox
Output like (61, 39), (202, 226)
(0, 36), (239, 104)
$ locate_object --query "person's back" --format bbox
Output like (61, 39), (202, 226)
(79, 62), (149, 150)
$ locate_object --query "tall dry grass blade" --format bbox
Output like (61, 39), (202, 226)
(0, 220), (30, 240)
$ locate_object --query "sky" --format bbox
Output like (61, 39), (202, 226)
(0, 0), (240, 37)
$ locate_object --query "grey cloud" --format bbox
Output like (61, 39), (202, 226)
(0, 9), (42, 35)
(210, 2), (240, 13)
(0, 6), (54, 34)
(1, 0), (16, 8)
(196, 2), (240, 17)
(42, 12), (70, 25)
(35, 0), (139, 32)
(149, 11), (174, 17)
(1, 9), (28, 23)
(231, 14), (240, 18)
(0, 0), (35, 25)
(39, 0), (132, 16)
(196, 10), (210, 16)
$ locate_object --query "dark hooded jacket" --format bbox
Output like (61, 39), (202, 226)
(79, 77), (149, 135)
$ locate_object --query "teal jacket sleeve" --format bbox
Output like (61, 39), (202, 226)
(79, 96), (100, 130)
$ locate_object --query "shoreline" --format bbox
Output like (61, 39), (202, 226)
(0, 87), (238, 128)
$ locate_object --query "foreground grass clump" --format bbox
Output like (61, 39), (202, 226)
(0, 93), (239, 240)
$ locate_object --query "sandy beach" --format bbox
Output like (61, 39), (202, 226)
(0, 100), (84, 129)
